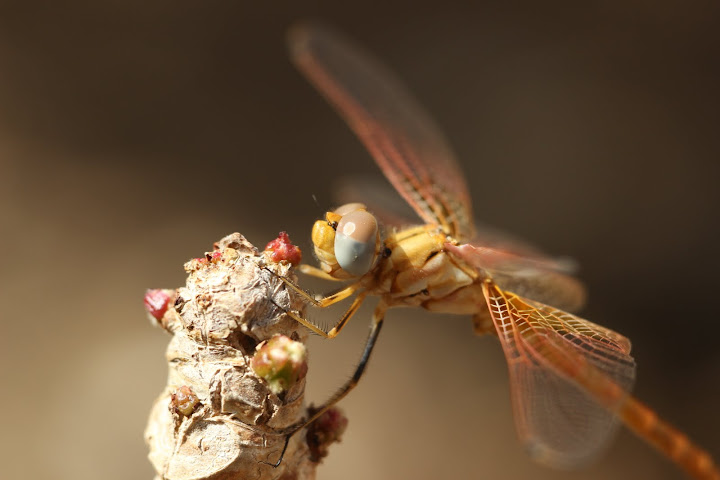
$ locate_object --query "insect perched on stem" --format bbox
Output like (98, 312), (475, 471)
(280, 23), (719, 479)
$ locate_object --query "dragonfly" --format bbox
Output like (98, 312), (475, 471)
(279, 22), (719, 479)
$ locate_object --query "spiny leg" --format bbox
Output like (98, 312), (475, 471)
(264, 265), (369, 338)
(265, 266), (359, 308)
(266, 301), (388, 467)
(281, 292), (368, 338)
(284, 300), (388, 435)
(298, 264), (337, 281)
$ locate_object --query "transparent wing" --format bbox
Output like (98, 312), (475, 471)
(288, 22), (474, 240)
(482, 280), (636, 468)
(446, 242), (585, 312)
(333, 177), (580, 271)
(467, 228), (579, 274)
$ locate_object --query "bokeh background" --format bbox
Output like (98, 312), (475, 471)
(1, 1), (718, 479)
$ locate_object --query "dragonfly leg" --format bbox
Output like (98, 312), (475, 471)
(283, 300), (388, 435)
(298, 264), (337, 281)
(266, 265), (371, 337)
(280, 292), (368, 338)
(266, 266), (359, 308)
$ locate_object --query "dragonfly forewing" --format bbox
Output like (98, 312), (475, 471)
(288, 23), (474, 239)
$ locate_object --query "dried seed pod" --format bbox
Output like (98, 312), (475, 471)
(145, 233), (324, 480)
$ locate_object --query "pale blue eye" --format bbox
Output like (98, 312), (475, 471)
(334, 210), (378, 276)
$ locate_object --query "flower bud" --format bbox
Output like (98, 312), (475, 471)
(251, 335), (308, 394)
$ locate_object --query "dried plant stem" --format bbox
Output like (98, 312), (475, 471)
(144, 233), (328, 480)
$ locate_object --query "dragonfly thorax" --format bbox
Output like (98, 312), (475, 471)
(311, 203), (382, 279)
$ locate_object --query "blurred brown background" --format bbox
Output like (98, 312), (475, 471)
(1, 1), (718, 479)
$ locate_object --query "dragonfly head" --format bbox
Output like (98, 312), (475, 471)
(311, 203), (381, 279)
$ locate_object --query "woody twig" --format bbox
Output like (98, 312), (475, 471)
(144, 232), (346, 480)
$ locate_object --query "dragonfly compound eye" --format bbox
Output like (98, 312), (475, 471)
(334, 209), (378, 276)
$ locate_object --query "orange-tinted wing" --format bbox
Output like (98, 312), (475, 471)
(482, 280), (636, 468)
(333, 177), (581, 271)
(288, 23), (474, 240)
(447, 242), (586, 312)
